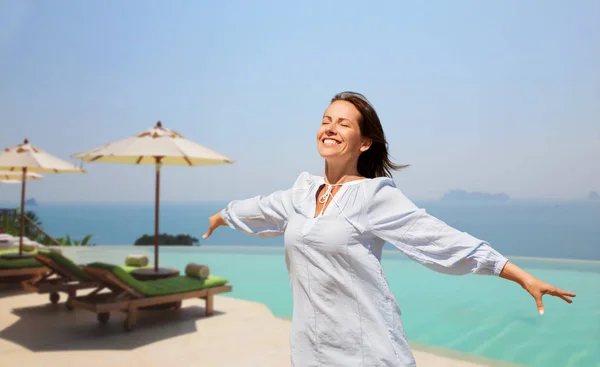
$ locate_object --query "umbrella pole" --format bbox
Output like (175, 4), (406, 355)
(154, 160), (162, 272)
(19, 168), (27, 256)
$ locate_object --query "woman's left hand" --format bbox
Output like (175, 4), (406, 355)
(522, 277), (576, 315)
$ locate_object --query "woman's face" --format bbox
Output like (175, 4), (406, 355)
(317, 100), (371, 161)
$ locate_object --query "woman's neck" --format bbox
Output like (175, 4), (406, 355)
(324, 159), (362, 185)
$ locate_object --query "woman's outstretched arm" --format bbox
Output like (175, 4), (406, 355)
(202, 189), (291, 239)
(368, 181), (576, 315)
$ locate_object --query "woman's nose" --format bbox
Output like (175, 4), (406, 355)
(325, 125), (337, 134)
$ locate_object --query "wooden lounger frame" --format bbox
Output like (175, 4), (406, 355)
(0, 266), (49, 282)
(70, 267), (233, 331)
(21, 255), (98, 309)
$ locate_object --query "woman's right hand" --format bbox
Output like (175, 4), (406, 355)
(202, 211), (226, 239)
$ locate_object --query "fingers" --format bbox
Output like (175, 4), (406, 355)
(202, 214), (223, 239)
(556, 288), (576, 298)
(203, 212), (226, 239)
(557, 294), (573, 304)
(536, 287), (576, 315)
(534, 294), (544, 315)
(202, 221), (215, 239)
(528, 280), (576, 315)
(549, 288), (576, 303)
(202, 224), (215, 239)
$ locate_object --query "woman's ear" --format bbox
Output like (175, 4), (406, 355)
(360, 138), (372, 152)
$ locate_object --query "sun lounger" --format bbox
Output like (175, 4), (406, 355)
(22, 251), (153, 309)
(0, 255), (49, 282)
(70, 262), (232, 331)
(21, 251), (97, 309)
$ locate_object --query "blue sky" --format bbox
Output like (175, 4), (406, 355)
(0, 0), (598, 202)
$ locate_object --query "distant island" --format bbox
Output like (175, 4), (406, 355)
(25, 198), (38, 206)
(134, 233), (200, 246)
(589, 191), (600, 201)
(441, 190), (510, 202)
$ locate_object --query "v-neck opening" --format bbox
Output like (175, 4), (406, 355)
(310, 175), (371, 219)
(313, 183), (344, 219)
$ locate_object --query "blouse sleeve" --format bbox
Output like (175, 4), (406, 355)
(367, 181), (509, 276)
(220, 189), (292, 237)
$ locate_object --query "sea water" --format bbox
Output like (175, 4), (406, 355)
(16, 200), (600, 261)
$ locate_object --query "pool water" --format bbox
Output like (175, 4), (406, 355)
(67, 246), (600, 367)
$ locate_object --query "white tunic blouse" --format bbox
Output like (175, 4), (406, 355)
(221, 172), (509, 367)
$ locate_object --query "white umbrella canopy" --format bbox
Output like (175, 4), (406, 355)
(0, 139), (85, 173)
(0, 170), (43, 181)
(72, 121), (234, 165)
(0, 139), (85, 258)
(72, 121), (235, 274)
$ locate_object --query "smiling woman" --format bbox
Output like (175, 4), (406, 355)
(202, 91), (576, 367)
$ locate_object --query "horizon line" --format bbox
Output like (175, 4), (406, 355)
(0, 197), (598, 205)
(0, 196), (600, 206)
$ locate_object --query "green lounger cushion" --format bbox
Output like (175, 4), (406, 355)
(86, 262), (229, 297)
(0, 248), (39, 256)
(0, 257), (43, 269)
(35, 250), (149, 280)
(121, 265), (151, 273)
(37, 250), (92, 281)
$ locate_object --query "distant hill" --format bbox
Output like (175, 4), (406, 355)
(589, 191), (600, 201)
(134, 233), (199, 246)
(441, 190), (510, 202)
(25, 198), (38, 206)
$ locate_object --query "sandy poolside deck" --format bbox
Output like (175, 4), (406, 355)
(0, 286), (518, 367)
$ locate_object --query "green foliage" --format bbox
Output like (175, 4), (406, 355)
(55, 234), (93, 246)
(24, 210), (42, 239)
(0, 208), (93, 247)
(0, 209), (42, 240)
(1, 216), (18, 237)
(134, 233), (199, 246)
(0, 208), (19, 237)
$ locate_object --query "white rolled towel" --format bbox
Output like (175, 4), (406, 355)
(0, 234), (16, 242)
(125, 255), (149, 267)
(185, 263), (210, 280)
(8, 237), (31, 245)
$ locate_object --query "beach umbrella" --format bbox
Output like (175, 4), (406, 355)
(0, 139), (85, 258)
(0, 170), (43, 182)
(72, 121), (234, 273)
